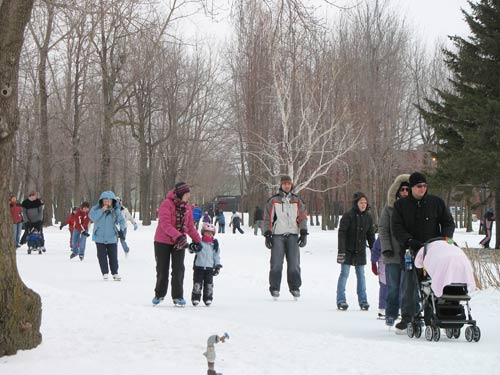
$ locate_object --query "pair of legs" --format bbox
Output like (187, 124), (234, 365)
(13, 222), (22, 246)
(96, 242), (119, 276)
(254, 220), (263, 235)
(385, 264), (404, 319)
(480, 227), (492, 248)
(72, 230), (87, 257)
(192, 268), (214, 305)
(154, 241), (186, 301)
(269, 234), (301, 294)
(232, 225), (244, 234)
(218, 224), (225, 233)
(400, 268), (420, 324)
(336, 264), (368, 307)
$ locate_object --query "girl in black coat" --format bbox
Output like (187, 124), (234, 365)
(336, 192), (375, 310)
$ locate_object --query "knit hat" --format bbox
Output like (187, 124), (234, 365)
(174, 182), (190, 199)
(280, 175), (292, 184)
(409, 172), (427, 187)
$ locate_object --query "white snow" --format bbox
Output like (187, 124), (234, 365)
(3, 217), (500, 374)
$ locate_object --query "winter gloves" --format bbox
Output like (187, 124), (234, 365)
(298, 229), (308, 248)
(59, 223), (66, 230)
(188, 242), (203, 253)
(175, 234), (188, 250)
(212, 264), (222, 276)
(337, 252), (345, 264)
(264, 231), (273, 249)
(82, 231), (90, 237)
(371, 262), (378, 276)
(133, 223), (138, 231)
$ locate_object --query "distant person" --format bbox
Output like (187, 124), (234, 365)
(192, 204), (203, 229)
(116, 197), (138, 256)
(253, 206), (264, 236)
(479, 208), (495, 249)
(70, 202), (91, 261)
(89, 191), (126, 281)
(202, 211), (212, 224)
(264, 175), (308, 299)
(229, 211), (244, 234)
(336, 192), (375, 311)
(9, 195), (23, 247)
(214, 211), (225, 233)
(20, 191), (45, 251)
(60, 207), (78, 250)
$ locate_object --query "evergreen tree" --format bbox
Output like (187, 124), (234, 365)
(419, 0), (500, 248)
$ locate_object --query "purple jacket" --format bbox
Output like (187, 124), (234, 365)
(154, 191), (201, 245)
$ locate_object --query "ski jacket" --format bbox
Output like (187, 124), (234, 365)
(215, 213), (225, 225)
(74, 209), (90, 232)
(120, 206), (137, 228)
(65, 213), (77, 231)
(338, 205), (375, 266)
(193, 240), (221, 269)
(264, 190), (307, 235)
(192, 207), (203, 222)
(392, 193), (455, 260)
(379, 174), (410, 265)
(154, 191), (201, 245)
(21, 198), (44, 223)
(89, 191), (126, 244)
(9, 203), (23, 224)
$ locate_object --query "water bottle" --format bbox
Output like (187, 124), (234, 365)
(405, 249), (413, 271)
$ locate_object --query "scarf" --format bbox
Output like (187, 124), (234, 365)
(202, 234), (214, 243)
(173, 196), (187, 233)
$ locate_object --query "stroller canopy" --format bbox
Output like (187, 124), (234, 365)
(415, 240), (476, 297)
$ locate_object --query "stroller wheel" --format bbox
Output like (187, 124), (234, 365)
(472, 326), (481, 342)
(425, 326), (433, 341)
(414, 323), (422, 338)
(407, 323), (415, 338)
(445, 328), (454, 339)
(453, 328), (460, 339)
(432, 326), (441, 342)
(465, 326), (473, 342)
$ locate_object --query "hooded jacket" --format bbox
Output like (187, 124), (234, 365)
(154, 190), (201, 245)
(89, 191), (126, 244)
(379, 174), (410, 265)
(338, 197), (375, 266)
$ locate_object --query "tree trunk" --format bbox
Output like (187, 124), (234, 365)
(38, 2), (54, 226)
(0, 0), (42, 357)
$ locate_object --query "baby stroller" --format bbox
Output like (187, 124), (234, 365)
(406, 238), (480, 342)
(27, 228), (45, 255)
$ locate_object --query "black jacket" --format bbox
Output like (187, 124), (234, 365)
(338, 206), (375, 266)
(392, 193), (455, 259)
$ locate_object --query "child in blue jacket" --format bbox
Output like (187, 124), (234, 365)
(189, 223), (222, 306)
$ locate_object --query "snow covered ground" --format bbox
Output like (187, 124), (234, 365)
(3, 217), (500, 375)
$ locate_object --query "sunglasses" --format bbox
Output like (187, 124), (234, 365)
(399, 187), (409, 192)
(415, 183), (427, 188)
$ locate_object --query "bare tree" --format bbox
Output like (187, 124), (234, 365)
(0, 0), (42, 356)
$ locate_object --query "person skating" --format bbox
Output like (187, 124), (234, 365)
(152, 182), (202, 306)
(9, 195), (23, 247)
(336, 192), (375, 311)
(70, 202), (90, 260)
(116, 197), (138, 256)
(60, 207), (78, 250)
(378, 174), (410, 326)
(189, 223), (222, 306)
(392, 172), (455, 333)
(20, 191), (45, 251)
(229, 211), (244, 234)
(89, 191), (126, 281)
(479, 208), (495, 248)
(264, 175), (308, 300)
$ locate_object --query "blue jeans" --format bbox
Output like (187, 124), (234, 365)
(269, 234), (301, 292)
(13, 222), (22, 246)
(72, 230), (87, 256)
(119, 227), (129, 253)
(385, 264), (403, 318)
(336, 263), (367, 306)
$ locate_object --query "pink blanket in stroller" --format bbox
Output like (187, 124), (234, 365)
(414, 240), (476, 297)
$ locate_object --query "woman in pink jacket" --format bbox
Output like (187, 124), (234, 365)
(152, 182), (202, 306)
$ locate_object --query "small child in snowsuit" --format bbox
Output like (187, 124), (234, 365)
(27, 228), (44, 254)
(189, 222), (222, 306)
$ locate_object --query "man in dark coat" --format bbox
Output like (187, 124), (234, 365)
(392, 172), (455, 333)
(20, 191), (45, 248)
(336, 192), (375, 310)
(253, 206), (264, 236)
